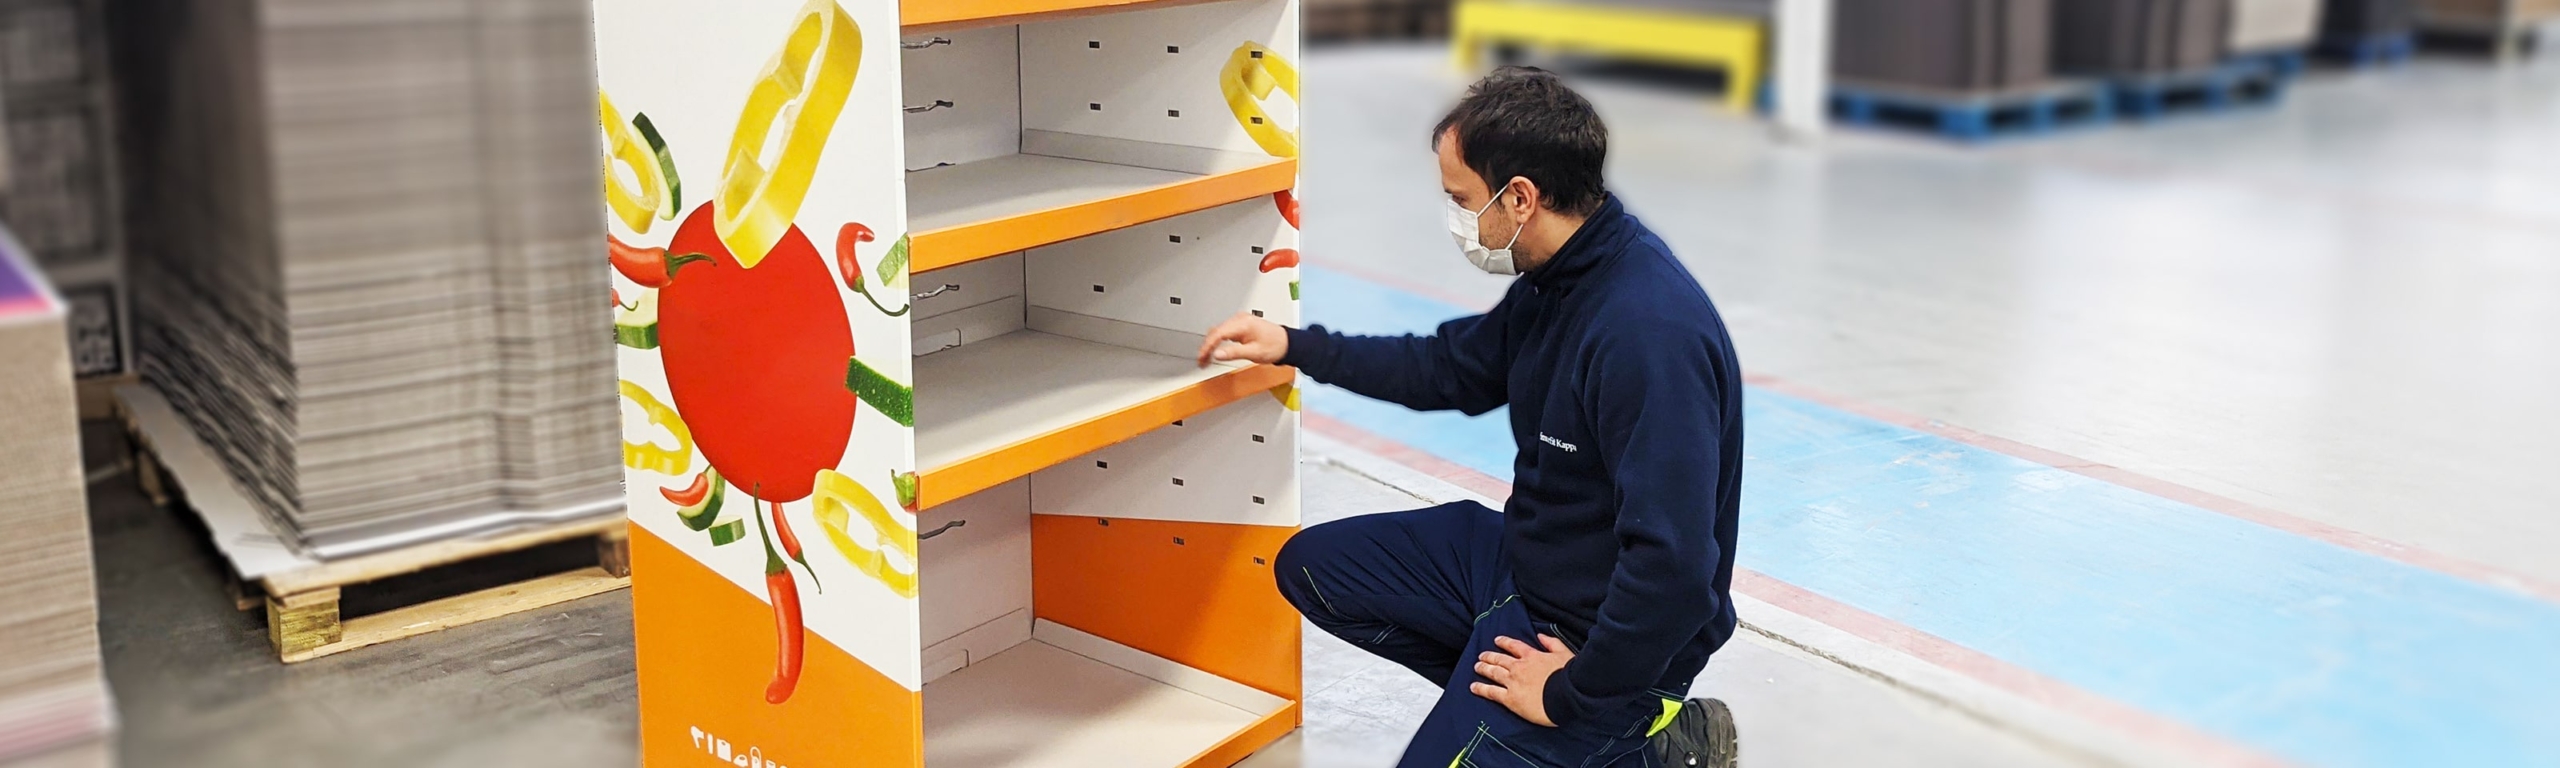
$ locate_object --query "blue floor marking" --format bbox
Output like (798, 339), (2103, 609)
(1300, 265), (2560, 768)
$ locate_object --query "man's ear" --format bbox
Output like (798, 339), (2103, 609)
(1506, 176), (1541, 218)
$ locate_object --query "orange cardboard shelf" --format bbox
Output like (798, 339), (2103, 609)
(903, 0), (1248, 32)
(906, 155), (1297, 275)
(913, 330), (1296, 509)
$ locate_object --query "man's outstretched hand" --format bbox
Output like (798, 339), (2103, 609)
(1472, 634), (1573, 727)
(1197, 311), (1288, 367)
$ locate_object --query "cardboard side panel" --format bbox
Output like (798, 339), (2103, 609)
(1029, 515), (1302, 700)
(1018, 0), (1302, 155)
(633, 528), (922, 768)
(899, 25), (1023, 171)
(919, 478), (1033, 649)
(1025, 196), (1300, 338)
(1032, 396), (1298, 528)
(596, 1), (920, 764)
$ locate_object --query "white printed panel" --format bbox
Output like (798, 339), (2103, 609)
(1031, 396), (1298, 528)
(919, 478), (1032, 649)
(900, 25), (1021, 170)
(597, 0), (921, 690)
(1018, 0), (1299, 155)
(1024, 197), (1298, 336)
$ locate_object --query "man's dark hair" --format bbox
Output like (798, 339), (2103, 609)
(1432, 66), (1608, 217)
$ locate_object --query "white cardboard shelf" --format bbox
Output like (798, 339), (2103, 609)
(914, 328), (1234, 471)
(907, 154), (1193, 234)
(923, 621), (1284, 768)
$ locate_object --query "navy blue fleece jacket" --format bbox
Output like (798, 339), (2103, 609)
(1281, 195), (1741, 727)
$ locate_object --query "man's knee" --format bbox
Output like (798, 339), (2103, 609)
(1272, 517), (1364, 617)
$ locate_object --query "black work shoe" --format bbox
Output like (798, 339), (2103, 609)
(1648, 697), (1738, 768)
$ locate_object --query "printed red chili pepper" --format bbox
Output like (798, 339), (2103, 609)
(754, 498), (805, 704)
(1273, 189), (1301, 229)
(661, 472), (712, 507)
(769, 499), (820, 590)
(835, 223), (875, 292)
(607, 233), (710, 288)
(764, 567), (803, 704)
(1258, 248), (1301, 274)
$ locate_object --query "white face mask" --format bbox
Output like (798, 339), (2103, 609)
(1447, 190), (1524, 276)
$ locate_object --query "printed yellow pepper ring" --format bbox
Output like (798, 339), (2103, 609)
(1221, 42), (1300, 158)
(715, 0), (862, 269)
(619, 380), (693, 475)
(1269, 380), (1302, 412)
(811, 469), (919, 598)
(599, 93), (668, 234)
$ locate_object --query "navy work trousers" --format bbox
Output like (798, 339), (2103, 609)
(1274, 501), (1682, 768)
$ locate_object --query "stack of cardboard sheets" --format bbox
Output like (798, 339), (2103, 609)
(0, 0), (128, 380)
(1834, 0), (2054, 92)
(119, 0), (619, 558)
(0, 226), (111, 767)
(2229, 0), (2324, 53)
(2053, 0), (2233, 75)
(2322, 0), (2416, 39)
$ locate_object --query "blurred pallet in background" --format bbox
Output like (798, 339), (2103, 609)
(2416, 0), (2555, 59)
(1308, 0), (1453, 42)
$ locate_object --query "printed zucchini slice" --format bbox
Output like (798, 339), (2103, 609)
(631, 113), (682, 221)
(707, 517), (749, 547)
(614, 289), (660, 349)
(843, 357), (913, 427)
(676, 469), (727, 531)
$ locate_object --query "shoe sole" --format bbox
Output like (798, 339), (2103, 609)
(1701, 698), (1738, 768)
(1655, 698), (1740, 768)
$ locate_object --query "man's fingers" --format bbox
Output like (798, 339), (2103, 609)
(1470, 682), (1504, 702)
(1475, 661), (1513, 685)
(1195, 336), (1222, 367)
(1494, 635), (1538, 657)
(1196, 320), (1244, 367)
(1538, 634), (1571, 654)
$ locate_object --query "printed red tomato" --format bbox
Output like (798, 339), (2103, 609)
(657, 202), (856, 504)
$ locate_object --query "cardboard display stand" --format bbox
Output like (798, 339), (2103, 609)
(592, 1), (1303, 765)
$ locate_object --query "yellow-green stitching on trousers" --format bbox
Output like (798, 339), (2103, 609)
(1303, 567), (1338, 617)
(1646, 698), (1682, 737)
(1448, 727), (1487, 768)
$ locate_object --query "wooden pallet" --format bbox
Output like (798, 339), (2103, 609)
(2110, 58), (2291, 122)
(1829, 79), (2114, 143)
(250, 519), (630, 663)
(115, 385), (631, 663)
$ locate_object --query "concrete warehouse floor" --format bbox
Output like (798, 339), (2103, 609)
(76, 40), (2560, 768)
(1298, 45), (2560, 584)
(82, 423), (2065, 768)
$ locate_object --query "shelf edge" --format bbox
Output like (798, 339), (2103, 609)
(1177, 701), (1302, 768)
(918, 363), (1296, 509)
(902, 0), (1247, 33)
(910, 157), (1297, 274)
